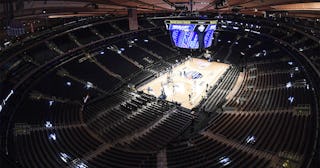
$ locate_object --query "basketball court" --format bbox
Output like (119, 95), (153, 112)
(138, 58), (230, 109)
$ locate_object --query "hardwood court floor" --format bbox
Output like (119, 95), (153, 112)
(138, 58), (230, 109)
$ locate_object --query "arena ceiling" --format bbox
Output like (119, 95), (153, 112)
(2, 0), (320, 19)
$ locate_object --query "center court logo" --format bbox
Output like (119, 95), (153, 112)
(184, 71), (203, 79)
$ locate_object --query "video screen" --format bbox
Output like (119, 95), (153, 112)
(204, 24), (216, 48)
(170, 24), (199, 49)
(166, 20), (217, 49)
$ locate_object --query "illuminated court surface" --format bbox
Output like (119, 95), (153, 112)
(138, 58), (230, 109)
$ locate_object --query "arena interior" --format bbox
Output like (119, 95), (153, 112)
(0, 0), (320, 168)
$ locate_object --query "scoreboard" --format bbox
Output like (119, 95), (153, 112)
(165, 20), (217, 25)
(165, 20), (217, 49)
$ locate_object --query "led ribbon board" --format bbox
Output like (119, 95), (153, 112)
(165, 20), (217, 49)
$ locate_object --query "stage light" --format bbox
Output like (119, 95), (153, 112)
(83, 95), (89, 103)
(59, 152), (71, 163)
(252, 30), (260, 34)
(4, 90), (14, 104)
(75, 162), (88, 168)
(49, 100), (54, 106)
(246, 135), (256, 144)
(288, 61), (293, 65)
(290, 73), (294, 78)
(66, 82), (71, 86)
(45, 121), (52, 128)
(120, 48), (125, 51)
(100, 51), (104, 55)
(219, 156), (231, 166)
(49, 133), (56, 140)
(286, 82), (292, 88)
(1, 90), (14, 112)
(144, 39), (149, 42)
(85, 82), (93, 89)
(288, 96), (294, 103)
